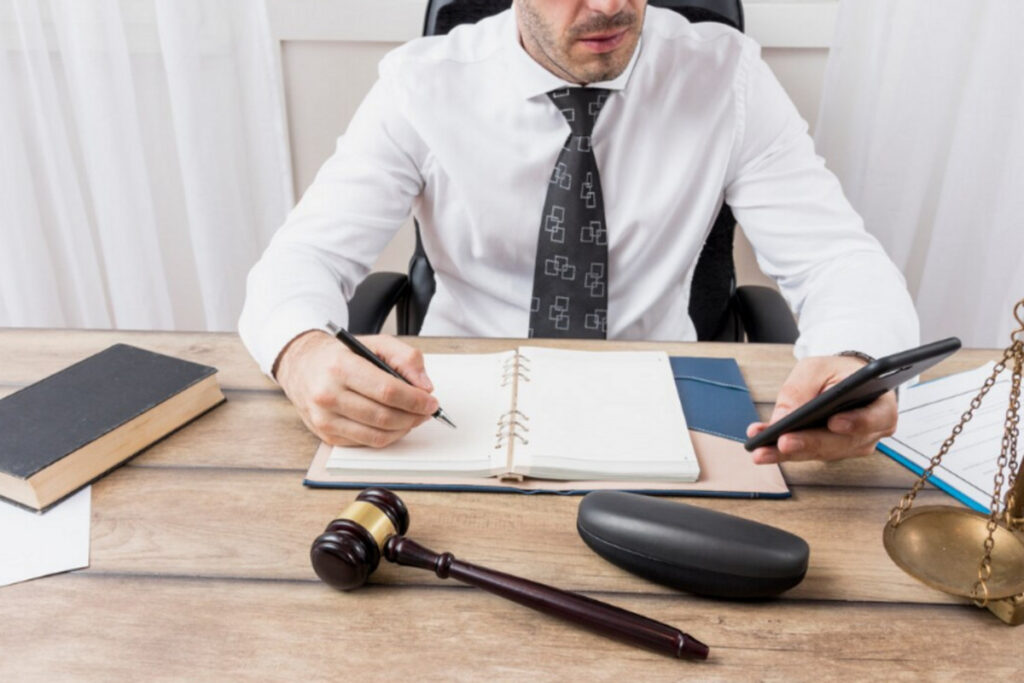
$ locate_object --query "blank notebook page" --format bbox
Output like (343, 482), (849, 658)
(326, 352), (513, 476)
(513, 347), (698, 481)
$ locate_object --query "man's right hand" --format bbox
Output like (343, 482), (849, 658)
(274, 330), (438, 448)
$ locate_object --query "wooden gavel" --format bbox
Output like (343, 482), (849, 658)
(309, 488), (709, 661)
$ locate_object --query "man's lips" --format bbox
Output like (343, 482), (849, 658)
(577, 28), (628, 54)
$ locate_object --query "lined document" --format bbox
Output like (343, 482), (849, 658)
(880, 362), (1020, 511)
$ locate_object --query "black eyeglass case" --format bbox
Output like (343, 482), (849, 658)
(577, 491), (809, 599)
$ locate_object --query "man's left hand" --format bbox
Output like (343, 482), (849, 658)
(746, 355), (898, 464)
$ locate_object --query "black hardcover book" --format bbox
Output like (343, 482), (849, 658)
(0, 343), (225, 511)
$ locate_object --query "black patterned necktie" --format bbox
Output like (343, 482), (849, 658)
(529, 87), (611, 339)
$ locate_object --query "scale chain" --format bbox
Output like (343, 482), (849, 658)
(974, 343), (1022, 606)
(1003, 352), (1022, 525)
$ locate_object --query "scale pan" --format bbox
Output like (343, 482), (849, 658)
(883, 506), (1024, 599)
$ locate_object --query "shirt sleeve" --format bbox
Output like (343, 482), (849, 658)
(723, 41), (919, 359)
(238, 56), (426, 377)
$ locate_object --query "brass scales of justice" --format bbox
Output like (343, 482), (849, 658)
(883, 297), (1024, 625)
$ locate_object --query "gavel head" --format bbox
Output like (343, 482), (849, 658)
(310, 488), (410, 591)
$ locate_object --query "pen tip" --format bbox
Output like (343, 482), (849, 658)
(436, 410), (457, 429)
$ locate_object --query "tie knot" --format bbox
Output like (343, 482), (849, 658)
(548, 87), (610, 136)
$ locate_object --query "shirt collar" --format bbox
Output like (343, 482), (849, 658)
(504, 8), (643, 101)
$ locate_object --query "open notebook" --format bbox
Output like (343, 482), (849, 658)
(325, 347), (699, 482)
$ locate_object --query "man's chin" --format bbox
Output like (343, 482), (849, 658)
(568, 58), (629, 84)
(566, 39), (637, 83)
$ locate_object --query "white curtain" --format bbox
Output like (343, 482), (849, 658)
(0, 0), (292, 331)
(815, 0), (1024, 348)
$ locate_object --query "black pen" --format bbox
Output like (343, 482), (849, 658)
(325, 321), (456, 429)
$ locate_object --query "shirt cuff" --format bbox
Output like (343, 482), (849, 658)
(240, 300), (349, 379)
(793, 322), (919, 361)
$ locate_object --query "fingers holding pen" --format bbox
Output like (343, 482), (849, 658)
(335, 355), (439, 418)
(317, 388), (431, 432)
(304, 374), (432, 448)
(313, 349), (436, 446)
(313, 412), (427, 449)
(360, 334), (434, 392)
(275, 329), (437, 447)
(327, 328), (460, 431)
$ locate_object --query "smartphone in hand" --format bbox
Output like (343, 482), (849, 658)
(744, 337), (962, 451)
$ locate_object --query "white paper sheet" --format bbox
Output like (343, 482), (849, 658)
(0, 486), (91, 587)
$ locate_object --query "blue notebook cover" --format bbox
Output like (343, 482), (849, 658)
(304, 355), (789, 499)
(669, 356), (760, 443)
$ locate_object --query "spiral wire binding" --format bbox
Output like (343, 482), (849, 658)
(500, 352), (531, 387)
(496, 352), (532, 448)
(494, 410), (530, 450)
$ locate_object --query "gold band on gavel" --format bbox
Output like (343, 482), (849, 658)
(338, 501), (398, 550)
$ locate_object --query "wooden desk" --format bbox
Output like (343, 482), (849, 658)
(1, 330), (1020, 679)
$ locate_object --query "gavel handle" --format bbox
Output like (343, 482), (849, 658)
(384, 536), (708, 660)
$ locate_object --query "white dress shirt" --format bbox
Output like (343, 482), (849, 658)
(240, 7), (918, 376)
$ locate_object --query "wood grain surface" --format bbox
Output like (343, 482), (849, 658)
(0, 329), (1018, 680)
(3, 575), (1019, 681)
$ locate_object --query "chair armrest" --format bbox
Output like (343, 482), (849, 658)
(346, 272), (410, 335)
(734, 285), (799, 344)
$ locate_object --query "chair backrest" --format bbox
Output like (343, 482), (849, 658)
(405, 0), (745, 340)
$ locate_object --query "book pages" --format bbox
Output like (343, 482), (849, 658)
(511, 347), (698, 481)
(307, 430), (786, 496)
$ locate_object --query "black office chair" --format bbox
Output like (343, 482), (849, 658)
(347, 0), (798, 344)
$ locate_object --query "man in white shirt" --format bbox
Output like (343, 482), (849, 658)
(239, 0), (919, 465)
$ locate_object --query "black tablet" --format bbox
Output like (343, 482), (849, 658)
(744, 337), (962, 451)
